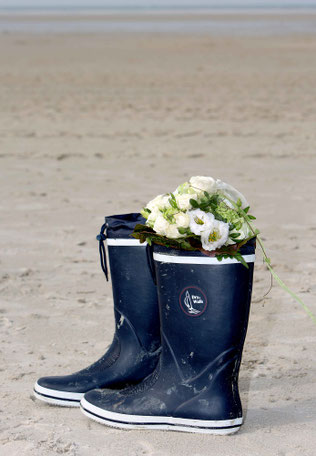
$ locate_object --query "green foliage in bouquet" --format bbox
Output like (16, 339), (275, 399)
(133, 188), (257, 269)
(133, 176), (316, 325)
(133, 221), (253, 269)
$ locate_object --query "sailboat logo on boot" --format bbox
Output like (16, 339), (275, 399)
(179, 287), (207, 317)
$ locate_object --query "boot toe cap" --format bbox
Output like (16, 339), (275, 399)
(83, 389), (116, 408)
(35, 374), (93, 394)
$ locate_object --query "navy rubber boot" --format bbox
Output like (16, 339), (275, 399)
(34, 214), (160, 407)
(80, 240), (255, 434)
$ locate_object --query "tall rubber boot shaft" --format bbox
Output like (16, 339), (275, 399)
(34, 213), (160, 406)
(106, 216), (160, 353)
(153, 242), (254, 421)
(81, 240), (255, 433)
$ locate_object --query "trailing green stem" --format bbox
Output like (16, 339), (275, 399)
(222, 194), (316, 326)
(265, 261), (316, 325)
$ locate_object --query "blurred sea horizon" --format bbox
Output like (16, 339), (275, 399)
(1, 3), (316, 35)
(1, 3), (316, 13)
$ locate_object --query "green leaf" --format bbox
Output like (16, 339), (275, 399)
(190, 198), (199, 208)
(169, 193), (179, 210)
(236, 254), (249, 269)
(132, 223), (150, 233)
(243, 206), (250, 214)
(230, 233), (241, 239)
(214, 213), (226, 222)
(140, 208), (151, 220)
(248, 215), (256, 220)
(146, 237), (152, 246)
(180, 240), (193, 250)
(237, 198), (242, 208)
(178, 227), (191, 235)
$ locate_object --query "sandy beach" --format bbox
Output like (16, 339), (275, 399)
(1, 13), (316, 455)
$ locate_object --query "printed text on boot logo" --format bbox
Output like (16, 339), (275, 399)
(179, 287), (207, 317)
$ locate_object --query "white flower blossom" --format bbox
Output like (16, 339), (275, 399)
(239, 221), (252, 239)
(146, 194), (170, 212)
(227, 221), (252, 245)
(165, 223), (183, 239)
(215, 179), (248, 209)
(201, 220), (229, 251)
(153, 214), (184, 239)
(174, 212), (190, 229)
(153, 214), (169, 236)
(189, 176), (216, 194)
(175, 193), (198, 211)
(189, 209), (214, 236)
(146, 207), (161, 227)
(174, 182), (190, 195)
(144, 176), (251, 247)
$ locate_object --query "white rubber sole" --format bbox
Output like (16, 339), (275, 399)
(33, 382), (84, 407)
(80, 397), (242, 435)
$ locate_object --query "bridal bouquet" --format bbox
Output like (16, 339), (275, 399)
(132, 176), (257, 267)
(133, 175), (316, 324)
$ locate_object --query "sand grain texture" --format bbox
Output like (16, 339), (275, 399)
(0, 22), (316, 456)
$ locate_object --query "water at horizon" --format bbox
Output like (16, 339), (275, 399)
(1, 3), (316, 12)
(0, 5), (316, 36)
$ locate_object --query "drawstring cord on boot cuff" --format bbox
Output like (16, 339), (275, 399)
(96, 222), (109, 281)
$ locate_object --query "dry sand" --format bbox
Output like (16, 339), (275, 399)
(1, 17), (316, 456)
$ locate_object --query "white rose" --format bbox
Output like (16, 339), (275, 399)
(215, 179), (248, 209)
(189, 176), (216, 194)
(174, 182), (190, 195)
(174, 212), (190, 229)
(239, 221), (252, 239)
(147, 194), (170, 212)
(153, 214), (169, 236)
(146, 207), (161, 227)
(153, 214), (183, 239)
(165, 223), (183, 239)
(189, 209), (214, 236)
(227, 221), (252, 244)
(176, 193), (198, 211)
(201, 220), (229, 251)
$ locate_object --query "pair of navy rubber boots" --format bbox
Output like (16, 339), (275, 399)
(34, 213), (255, 434)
